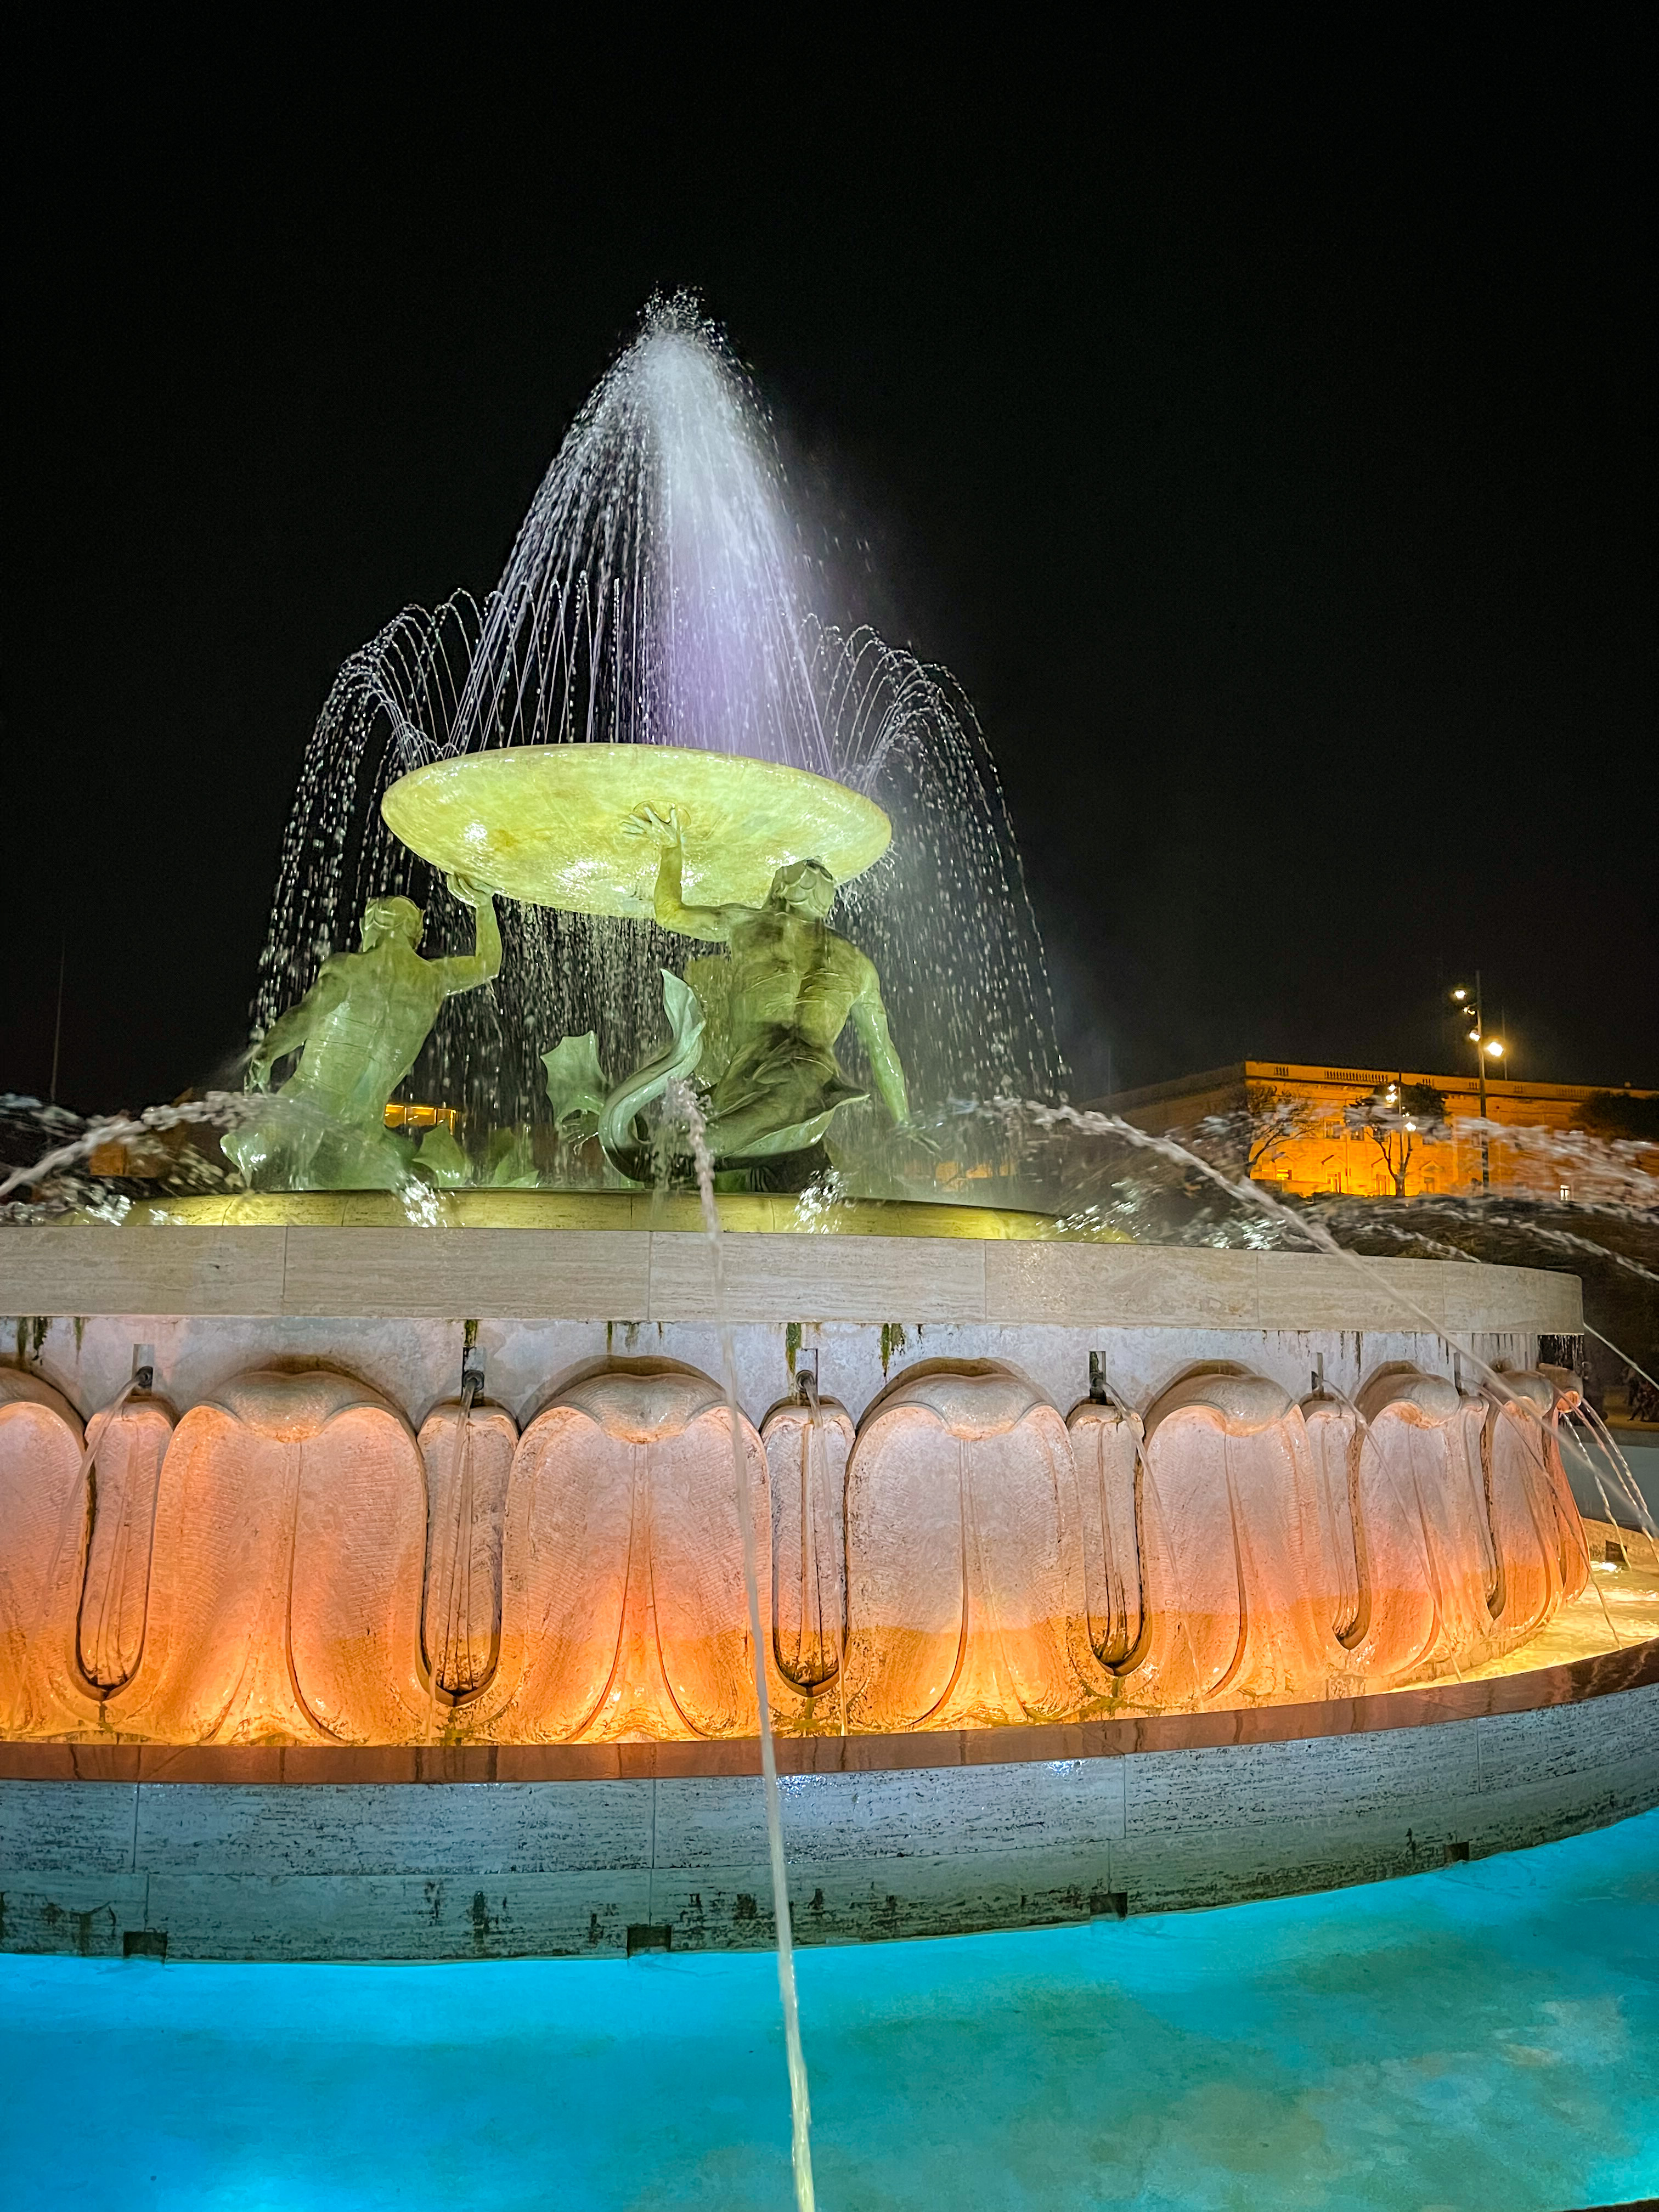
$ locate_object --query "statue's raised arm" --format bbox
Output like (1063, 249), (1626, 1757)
(433, 873), (503, 991)
(230, 880), (501, 1192)
(625, 808), (751, 943)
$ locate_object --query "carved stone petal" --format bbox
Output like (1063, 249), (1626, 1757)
(762, 1399), (853, 1696)
(480, 1365), (765, 1743)
(1486, 1370), (1588, 1609)
(845, 1364), (1089, 1730)
(1484, 1400), (1565, 1638)
(866, 1360), (1048, 1440)
(1144, 1370), (1294, 1441)
(110, 1369), (427, 1745)
(1338, 1398), (1440, 1680)
(419, 1402), (518, 1701)
(289, 1404), (430, 1743)
(1066, 1402), (1143, 1671)
(1300, 1398), (1364, 1652)
(1136, 1412), (1248, 1706)
(205, 1367), (385, 1440)
(0, 1372), (99, 1736)
(550, 1362), (726, 1443)
(1356, 1368), (1463, 1426)
(1356, 1379), (1496, 1669)
(110, 1407), (315, 1742)
(78, 1398), (174, 1692)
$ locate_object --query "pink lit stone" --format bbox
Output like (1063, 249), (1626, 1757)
(761, 1395), (853, 1703)
(1307, 1394), (1436, 1681)
(842, 1363), (1092, 1732)
(1065, 1400), (1145, 1671)
(1134, 1370), (1346, 1709)
(0, 1369), (100, 1736)
(77, 1396), (174, 1691)
(110, 1370), (430, 1745)
(1483, 1373), (1589, 1633)
(473, 1362), (769, 1743)
(1297, 1397), (1364, 1649)
(1355, 1368), (1496, 1671)
(418, 1400), (518, 1700)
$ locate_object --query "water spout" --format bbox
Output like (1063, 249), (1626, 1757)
(670, 1081), (816, 2212)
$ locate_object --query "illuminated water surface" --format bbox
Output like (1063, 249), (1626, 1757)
(5, 1805), (1658, 2210)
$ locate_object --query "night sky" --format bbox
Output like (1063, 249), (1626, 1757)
(4, 26), (1652, 1116)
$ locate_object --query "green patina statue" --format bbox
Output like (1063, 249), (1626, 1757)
(635, 805), (908, 1153)
(551, 808), (911, 1185)
(227, 876), (500, 1190)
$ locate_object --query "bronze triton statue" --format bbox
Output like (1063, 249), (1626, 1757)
(228, 876), (500, 1190)
(545, 808), (912, 1187)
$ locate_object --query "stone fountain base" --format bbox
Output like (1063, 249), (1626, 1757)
(3, 1219), (1634, 1958)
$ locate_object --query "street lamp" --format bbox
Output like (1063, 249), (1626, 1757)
(1450, 972), (1504, 1189)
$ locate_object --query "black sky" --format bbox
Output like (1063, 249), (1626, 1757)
(3, 24), (1653, 1113)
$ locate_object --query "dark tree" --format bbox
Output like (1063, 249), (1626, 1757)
(1347, 1080), (1447, 1197)
(1581, 1092), (1659, 1144)
(1241, 1082), (1321, 1179)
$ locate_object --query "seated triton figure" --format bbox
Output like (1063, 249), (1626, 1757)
(623, 805), (910, 1170)
(227, 876), (499, 1190)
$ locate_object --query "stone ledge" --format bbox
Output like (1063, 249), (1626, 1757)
(0, 1225), (1582, 1333)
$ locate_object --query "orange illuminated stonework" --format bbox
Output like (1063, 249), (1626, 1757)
(0, 1352), (1591, 1747)
(1094, 1059), (1659, 1200)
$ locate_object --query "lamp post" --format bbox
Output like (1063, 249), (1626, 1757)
(1450, 974), (1504, 1189)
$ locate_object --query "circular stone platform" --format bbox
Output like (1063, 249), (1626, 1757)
(124, 1187), (1068, 1240)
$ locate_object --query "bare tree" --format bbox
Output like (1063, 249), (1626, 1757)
(1346, 1080), (1447, 1198)
(1242, 1082), (1320, 1177)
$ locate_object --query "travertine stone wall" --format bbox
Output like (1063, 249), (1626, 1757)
(2, 1666), (1654, 1958)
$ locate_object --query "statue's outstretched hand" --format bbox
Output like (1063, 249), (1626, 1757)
(445, 871), (488, 909)
(624, 804), (680, 849)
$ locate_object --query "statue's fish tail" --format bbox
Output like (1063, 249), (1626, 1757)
(597, 971), (706, 1182)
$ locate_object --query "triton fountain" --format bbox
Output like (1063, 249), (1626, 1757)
(3, 299), (1656, 2100)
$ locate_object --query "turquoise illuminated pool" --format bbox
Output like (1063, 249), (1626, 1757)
(5, 1808), (1659, 2210)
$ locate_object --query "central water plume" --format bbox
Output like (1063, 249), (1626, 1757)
(454, 299), (831, 770)
(253, 294), (1063, 1150)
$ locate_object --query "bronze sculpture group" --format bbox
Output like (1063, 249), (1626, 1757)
(239, 806), (912, 1193)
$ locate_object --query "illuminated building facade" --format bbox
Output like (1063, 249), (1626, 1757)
(1094, 1060), (1659, 1199)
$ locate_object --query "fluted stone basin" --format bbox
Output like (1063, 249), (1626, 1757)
(5, 1223), (1647, 1959)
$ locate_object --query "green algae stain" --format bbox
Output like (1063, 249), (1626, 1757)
(13, 1317), (49, 1365)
